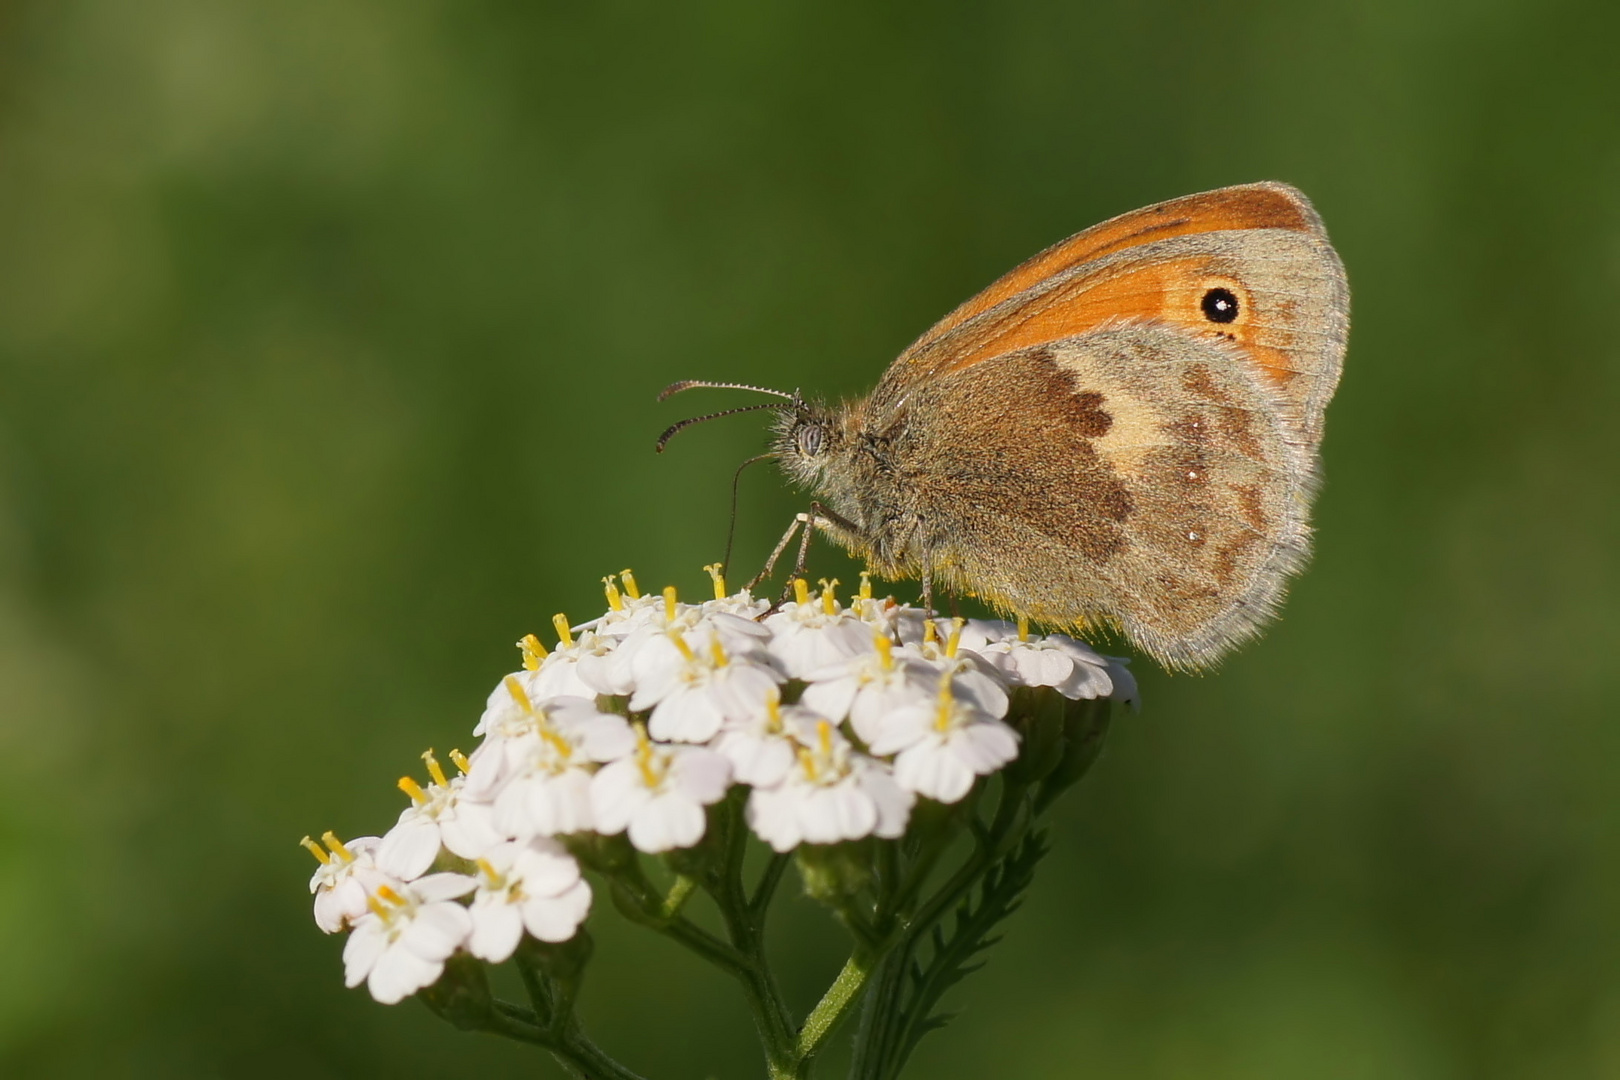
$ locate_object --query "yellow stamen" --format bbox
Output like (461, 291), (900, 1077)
(859, 570), (873, 600)
(552, 613), (574, 648)
(820, 578), (840, 615)
(322, 831), (355, 862)
(603, 574), (625, 611)
(667, 628), (695, 662)
(375, 883), (405, 907)
(365, 892), (390, 919)
(504, 674), (536, 714)
(934, 672), (955, 732)
(633, 724), (661, 789)
(663, 585), (678, 622)
(1017, 615), (1030, 643)
(475, 856), (499, 882)
(538, 725), (573, 761)
(874, 632), (894, 671)
(705, 563), (727, 599)
(398, 776), (429, 804)
(924, 619), (938, 647)
(945, 617), (965, 659)
(300, 836), (331, 865)
(621, 568), (642, 599)
(421, 749), (449, 788)
(817, 718), (833, 756)
(709, 635), (729, 667)
(518, 633), (548, 670)
(764, 685), (783, 732)
(797, 745), (817, 782)
(793, 578), (810, 606)
(449, 748), (471, 774)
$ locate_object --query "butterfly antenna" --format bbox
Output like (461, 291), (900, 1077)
(659, 380), (796, 402)
(655, 401), (789, 454)
(722, 452), (779, 579)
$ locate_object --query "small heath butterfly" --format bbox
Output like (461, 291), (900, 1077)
(661, 182), (1348, 670)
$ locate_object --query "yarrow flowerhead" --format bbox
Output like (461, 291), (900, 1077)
(304, 566), (1137, 1004)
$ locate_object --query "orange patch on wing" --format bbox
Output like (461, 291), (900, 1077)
(909, 185), (1316, 353)
(928, 256), (1302, 390)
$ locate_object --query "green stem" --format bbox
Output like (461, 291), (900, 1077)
(704, 797), (798, 1073)
(849, 778), (1038, 1080)
(429, 992), (647, 1080)
(662, 873), (699, 918)
(795, 949), (878, 1071)
(750, 852), (791, 916)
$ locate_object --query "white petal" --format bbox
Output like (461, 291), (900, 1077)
(859, 766), (914, 837)
(589, 760), (650, 835)
(521, 878), (593, 942)
(673, 748), (733, 804)
(412, 872), (478, 904)
(721, 732), (795, 788)
(1017, 647), (1076, 687)
(895, 742), (975, 803)
(627, 636), (688, 709)
(802, 784), (876, 844)
(1055, 657), (1113, 699)
(954, 722), (1020, 774)
(712, 663), (781, 722)
(533, 658), (596, 700)
(1106, 658), (1139, 708)
(628, 793), (705, 853)
(953, 668), (1009, 718)
(463, 733), (527, 799)
(528, 769), (596, 836)
(746, 785), (803, 853)
(367, 943), (442, 1004)
(513, 840), (582, 896)
(493, 775), (538, 840)
(962, 619), (1018, 649)
(649, 689), (724, 743)
(866, 705), (932, 756)
(313, 889), (347, 934)
(401, 901), (472, 962)
(375, 817), (442, 880)
(577, 649), (633, 695)
(439, 801), (503, 860)
(468, 898), (525, 963)
(849, 683), (932, 745)
(800, 677), (858, 724)
(579, 715), (636, 762)
(342, 919), (388, 987)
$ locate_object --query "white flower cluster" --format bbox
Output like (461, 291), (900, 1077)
(306, 568), (1135, 1003)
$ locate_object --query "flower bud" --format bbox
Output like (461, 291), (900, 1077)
(795, 841), (873, 906)
(417, 954), (495, 1032)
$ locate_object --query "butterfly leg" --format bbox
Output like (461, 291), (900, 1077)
(746, 514), (806, 592)
(919, 549), (935, 618)
(778, 501), (848, 602)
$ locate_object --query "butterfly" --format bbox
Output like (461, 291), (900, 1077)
(661, 182), (1348, 670)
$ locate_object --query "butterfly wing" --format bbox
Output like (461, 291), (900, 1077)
(874, 182), (1347, 445)
(864, 183), (1348, 667)
(892, 325), (1311, 669)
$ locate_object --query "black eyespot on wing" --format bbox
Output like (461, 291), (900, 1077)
(1200, 287), (1239, 324)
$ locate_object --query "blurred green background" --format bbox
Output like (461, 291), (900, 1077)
(3, 1), (1618, 1076)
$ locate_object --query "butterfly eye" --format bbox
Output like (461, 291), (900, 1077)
(797, 424), (826, 457)
(1200, 287), (1240, 324)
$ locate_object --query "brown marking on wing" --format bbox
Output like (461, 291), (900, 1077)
(918, 348), (1133, 561)
(1236, 484), (1268, 533)
(906, 184), (1319, 355)
(1214, 406), (1262, 459)
(1069, 392), (1113, 437)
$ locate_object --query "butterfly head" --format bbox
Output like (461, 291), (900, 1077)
(772, 396), (847, 487)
